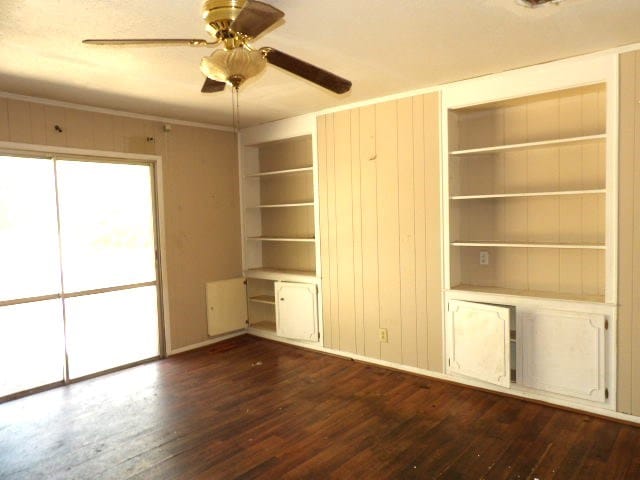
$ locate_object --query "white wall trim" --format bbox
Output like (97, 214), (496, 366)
(437, 91), (447, 372)
(237, 132), (247, 274)
(0, 141), (162, 162)
(240, 113), (316, 145)
(168, 330), (245, 355)
(441, 54), (615, 109)
(310, 111), (324, 345)
(0, 91), (234, 132)
(156, 131), (172, 356)
(613, 41), (640, 55)
(247, 328), (325, 350)
(607, 54), (621, 305)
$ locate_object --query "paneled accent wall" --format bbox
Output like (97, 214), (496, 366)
(0, 96), (241, 351)
(317, 93), (443, 372)
(619, 51), (640, 415)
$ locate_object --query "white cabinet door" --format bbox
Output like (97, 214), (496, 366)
(519, 310), (606, 402)
(206, 278), (247, 336)
(275, 281), (318, 342)
(446, 300), (513, 388)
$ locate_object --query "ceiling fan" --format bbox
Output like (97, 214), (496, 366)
(83, 0), (352, 95)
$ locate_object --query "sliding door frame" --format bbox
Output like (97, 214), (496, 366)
(0, 141), (171, 393)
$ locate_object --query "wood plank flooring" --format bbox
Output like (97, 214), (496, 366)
(1, 335), (639, 479)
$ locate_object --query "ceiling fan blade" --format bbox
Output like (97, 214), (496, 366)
(230, 0), (284, 38)
(83, 38), (216, 47)
(201, 77), (227, 93)
(262, 48), (352, 94)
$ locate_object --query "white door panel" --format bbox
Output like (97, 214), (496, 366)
(275, 281), (317, 342)
(206, 278), (248, 336)
(447, 300), (513, 388)
(519, 310), (606, 402)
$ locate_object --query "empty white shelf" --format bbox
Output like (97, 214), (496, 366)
(450, 189), (606, 200)
(451, 241), (605, 250)
(245, 166), (313, 178)
(249, 295), (276, 305)
(449, 134), (606, 156)
(249, 321), (276, 332)
(450, 284), (605, 303)
(245, 268), (317, 283)
(247, 236), (315, 242)
(247, 202), (314, 209)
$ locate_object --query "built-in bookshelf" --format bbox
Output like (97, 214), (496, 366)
(446, 83), (608, 303)
(241, 132), (319, 333)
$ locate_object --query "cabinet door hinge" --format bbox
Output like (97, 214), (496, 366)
(448, 357), (451, 367)
(317, 332), (320, 341)
(605, 319), (609, 330)
(605, 388), (609, 399)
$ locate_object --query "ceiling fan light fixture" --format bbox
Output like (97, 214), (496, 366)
(200, 47), (266, 88)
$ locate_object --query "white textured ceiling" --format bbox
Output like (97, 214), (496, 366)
(1, 0), (639, 127)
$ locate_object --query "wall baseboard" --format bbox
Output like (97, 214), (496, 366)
(168, 330), (246, 355)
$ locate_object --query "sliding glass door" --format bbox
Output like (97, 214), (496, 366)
(0, 155), (161, 398)
(56, 160), (160, 379)
(0, 156), (65, 397)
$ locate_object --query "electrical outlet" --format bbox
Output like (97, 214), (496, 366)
(479, 251), (489, 265)
(378, 328), (388, 343)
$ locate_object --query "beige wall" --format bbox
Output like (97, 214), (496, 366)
(0, 97), (242, 351)
(618, 51), (640, 415)
(317, 93), (443, 372)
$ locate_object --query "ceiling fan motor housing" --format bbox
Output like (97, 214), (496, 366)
(202, 0), (247, 35)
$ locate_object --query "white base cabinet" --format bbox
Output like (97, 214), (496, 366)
(274, 281), (318, 342)
(518, 310), (607, 402)
(444, 291), (615, 410)
(205, 276), (320, 344)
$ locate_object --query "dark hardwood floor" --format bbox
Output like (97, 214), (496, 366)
(1, 335), (639, 479)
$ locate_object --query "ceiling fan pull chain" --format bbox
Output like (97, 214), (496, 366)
(236, 86), (241, 130)
(231, 87), (236, 132)
(232, 85), (241, 131)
